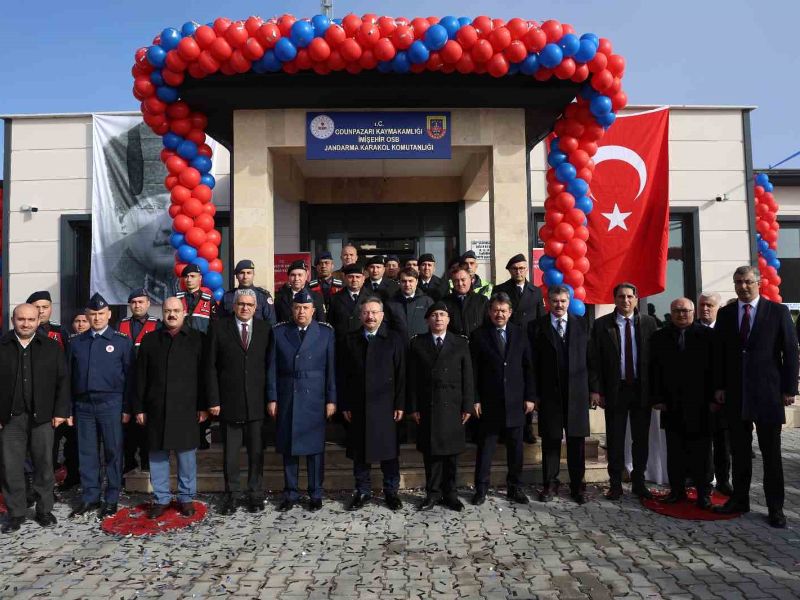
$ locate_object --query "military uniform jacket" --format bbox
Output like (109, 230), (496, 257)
(418, 275), (448, 302)
(268, 320), (336, 456)
(385, 290), (435, 342)
(338, 324), (406, 463)
(38, 322), (69, 351)
(117, 315), (161, 350)
(494, 279), (545, 329)
(528, 314), (590, 439)
(407, 333), (474, 455)
(443, 291), (489, 338)
(327, 287), (369, 340)
(274, 284), (327, 324)
(649, 322), (714, 435)
(205, 317), (274, 423)
(134, 326), (206, 450)
(178, 287), (217, 334)
(470, 322), (534, 429)
(309, 276), (344, 308)
(68, 328), (135, 410)
(365, 278), (400, 303)
(220, 286), (276, 324)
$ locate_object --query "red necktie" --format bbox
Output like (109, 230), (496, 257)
(624, 318), (634, 384)
(241, 322), (249, 349)
(740, 304), (751, 345)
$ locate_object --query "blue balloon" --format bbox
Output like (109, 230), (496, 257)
(290, 20), (315, 48)
(548, 150), (567, 168)
(555, 162), (577, 183)
(146, 45), (167, 68)
(539, 43), (563, 69)
(392, 51), (412, 73)
(763, 248), (777, 261)
(156, 86), (179, 104)
(212, 287), (225, 303)
(149, 71), (165, 86)
(755, 173), (770, 187)
(773, 258), (781, 270)
(377, 61), (393, 73)
(193, 257), (210, 275)
(191, 155), (212, 173)
(312, 14), (331, 37)
(590, 95), (613, 117)
(160, 28), (181, 51)
(568, 298), (586, 317)
(520, 53), (540, 75)
(562, 283), (575, 298)
(597, 112), (617, 128)
(764, 182), (774, 193)
(162, 132), (182, 150)
(758, 239), (769, 253)
(567, 178), (589, 197)
(200, 174), (216, 189)
(508, 63), (520, 75)
(408, 41), (430, 64)
(274, 38), (298, 62)
(580, 33), (600, 47)
(203, 271), (223, 290)
(543, 269), (564, 286)
(575, 196), (593, 214)
(177, 140), (198, 160)
(424, 24), (449, 50)
(574, 39), (598, 63)
(439, 16), (460, 39)
(332, 18), (342, 25)
(550, 138), (561, 152)
(457, 17), (472, 27)
(181, 22), (198, 37)
(579, 83), (599, 100)
(539, 255), (556, 271)
(255, 50), (282, 72)
(559, 33), (580, 57)
(169, 232), (186, 249)
(178, 244), (198, 263)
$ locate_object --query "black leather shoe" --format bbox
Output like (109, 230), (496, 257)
(768, 509), (787, 529)
(442, 496), (464, 512)
(507, 488), (529, 504)
(605, 487), (623, 501)
(571, 493), (586, 505)
(35, 512), (57, 528)
(471, 491), (486, 506)
(2, 516), (25, 533)
(218, 495), (236, 515)
(523, 425), (538, 444)
(419, 496), (438, 511)
(661, 492), (686, 504)
(58, 478), (80, 491)
(277, 499), (295, 512)
(385, 493), (403, 511)
(179, 502), (195, 517)
(69, 501), (102, 518)
(247, 498), (265, 513)
(308, 498), (323, 512)
(149, 504), (169, 520)
(538, 487), (554, 503)
(348, 492), (371, 511)
(632, 484), (653, 499)
(696, 495), (712, 510)
(713, 498), (749, 514)
(715, 482), (734, 497)
(99, 503), (118, 517)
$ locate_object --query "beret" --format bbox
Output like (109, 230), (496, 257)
(425, 301), (450, 319)
(127, 288), (149, 303)
(418, 253), (435, 264)
(181, 264), (201, 277)
(505, 253), (526, 269)
(234, 259), (255, 273)
(26, 290), (52, 304)
(287, 260), (307, 274)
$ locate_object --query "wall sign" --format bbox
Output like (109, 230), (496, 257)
(306, 111), (451, 160)
(470, 240), (491, 261)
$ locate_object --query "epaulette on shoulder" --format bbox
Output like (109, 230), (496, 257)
(274, 321), (290, 328)
(309, 279), (320, 286)
(49, 321), (62, 328)
(460, 334), (469, 341)
(255, 286), (271, 296)
(200, 291), (212, 300)
(318, 321), (334, 329)
(114, 330), (130, 338)
(146, 316), (158, 322)
(176, 291), (186, 298)
(332, 278), (343, 286)
(410, 334), (420, 340)
(119, 316), (132, 322)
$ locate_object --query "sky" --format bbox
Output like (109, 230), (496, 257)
(1, 0), (799, 177)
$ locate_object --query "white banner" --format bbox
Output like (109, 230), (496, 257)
(90, 115), (216, 304)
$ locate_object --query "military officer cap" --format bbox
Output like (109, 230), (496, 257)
(365, 255), (385, 267)
(425, 301), (450, 319)
(26, 290), (52, 304)
(461, 250), (477, 261)
(315, 251), (333, 264)
(341, 264), (363, 275)
(418, 253), (436, 264)
(287, 259), (307, 274)
(127, 288), (149, 303)
(86, 292), (109, 311)
(182, 263), (202, 277)
(292, 289), (314, 304)
(505, 253), (527, 269)
(386, 254), (399, 263)
(234, 259), (255, 273)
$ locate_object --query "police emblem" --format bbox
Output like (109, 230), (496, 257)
(426, 115), (447, 140)
(106, 345), (115, 353)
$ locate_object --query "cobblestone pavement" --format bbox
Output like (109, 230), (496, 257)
(1, 430), (799, 600)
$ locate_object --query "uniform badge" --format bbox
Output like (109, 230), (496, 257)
(426, 115), (447, 140)
(106, 345), (115, 353)
(267, 297), (274, 304)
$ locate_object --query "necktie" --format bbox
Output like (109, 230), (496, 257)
(497, 328), (506, 346)
(678, 328), (685, 351)
(740, 304), (751, 345)
(517, 286), (524, 299)
(372, 282), (379, 291)
(459, 295), (466, 307)
(556, 319), (564, 339)
(436, 336), (443, 352)
(367, 333), (374, 343)
(352, 293), (358, 303)
(299, 328), (306, 342)
(624, 318), (634, 384)
(240, 322), (248, 349)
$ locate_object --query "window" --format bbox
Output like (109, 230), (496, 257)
(776, 218), (800, 304)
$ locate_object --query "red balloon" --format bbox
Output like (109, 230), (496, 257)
(540, 20), (563, 42)
(359, 49), (378, 69)
(165, 50), (187, 73)
(194, 25), (217, 50)
(410, 18), (430, 39)
(597, 38), (613, 55)
(293, 49), (312, 70)
(174, 262), (188, 278)
(472, 16), (494, 37)
(564, 269), (584, 287)
(564, 238), (587, 259)
(554, 192), (575, 212)
(229, 49), (252, 73)
(225, 21), (249, 48)
(378, 16), (397, 37)
(208, 258), (224, 272)
(213, 17), (232, 36)
(574, 225), (589, 242)
(506, 18), (529, 40)
(198, 51), (221, 74)
(257, 23), (281, 48)
(373, 37), (396, 62)
(327, 49), (346, 70)
(356, 22), (380, 47)
(165, 175), (179, 190)
(456, 25), (479, 49)
(544, 239), (564, 256)
(611, 91), (628, 111)
(571, 64), (590, 83)
(573, 286), (586, 301)
(455, 53), (475, 74)
(194, 213), (215, 232)
(523, 27), (547, 52)
(144, 96), (167, 114)
(184, 226), (206, 246)
(545, 211), (565, 229)
(341, 14), (362, 36)
(489, 27), (511, 52)
(182, 197), (204, 218)
(554, 58), (576, 80)
(587, 52), (608, 73)
(210, 37), (233, 62)
(554, 222), (575, 242)
(166, 156), (188, 174)
(471, 39), (494, 63)
(574, 256), (590, 273)
(187, 63), (207, 79)
(173, 215), (193, 233)
(134, 77), (155, 97)
(538, 224), (554, 242)
(440, 40), (463, 64)
(556, 255), (574, 273)
(245, 16), (264, 35)
(362, 13), (379, 25)
(277, 14), (297, 37)
(190, 184), (212, 204)
(179, 168), (202, 189)
(171, 185), (192, 205)
(504, 40), (527, 64)
(306, 37), (330, 62)
(198, 242), (219, 260)
(533, 67), (553, 81)
(166, 101), (190, 119)
(591, 69), (614, 92)
(487, 53), (509, 77)
(546, 181), (566, 196)
(390, 24), (413, 49)
(169, 205), (182, 218)
(565, 208), (585, 227)
(339, 38), (362, 62)
(206, 230), (222, 246)
(570, 149), (591, 169)
(242, 37), (265, 60)
(162, 69), (184, 87)
(425, 52), (444, 72)
(203, 203), (217, 216)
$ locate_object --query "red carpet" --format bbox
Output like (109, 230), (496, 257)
(642, 488), (742, 521)
(101, 501), (207, 536)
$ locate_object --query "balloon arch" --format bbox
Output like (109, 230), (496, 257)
(132, 14), (629, 316)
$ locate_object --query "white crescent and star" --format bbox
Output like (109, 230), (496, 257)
(593, 145), (648, 232)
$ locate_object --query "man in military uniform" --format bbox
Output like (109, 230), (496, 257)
(27, 291), (69, 350)
(402, 257), (419, 271)
(417, 254), (447, 302)
(70, 313), (90, 336)
(269, 290), (337, 512)
(385, 267), (434, 342)
(68, 293), (134, 518)
(220, 259), (276, 324)
(275, 260), (326, 324)
(364, 255), (400, 302)
(117, 288), (160, 474)
(332, 244), (359, 281)
(385, 255), (401, 281)
(408, 302), (474, 512)
(460, 251), (493, 298)
(327, 264), (369, 340)
(308, 252), (344, 309)
(177, 264), (218, 334)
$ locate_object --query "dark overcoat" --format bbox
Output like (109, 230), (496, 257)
(528, 314), (590, 439)
(205, 317), (273, 423)
(407, 333), (474, 455)
(443, 291), (488, 337)
(134, 326), (206, 450)
(418, 275), (448, 302)
(385, 289), (434, 341)
(338, 324), (406, 463)
(470, 322), (535, 429)
(274, 284), (326, 324)
(714, 299), (798, 425)
(327, 287), (369, 339)
(494, 278), (545, 329)
(268, 320), (337, 456)
(649, 322), (714, 435)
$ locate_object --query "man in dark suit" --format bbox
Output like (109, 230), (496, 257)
(338, 297), (406, 512)
(0, 304), (70, 532)
(712, 266), (798, 527)
(470, 292), (535, 505)
(417, 254), (448, 302)
(650, 298), (715, 509)
(385, 267), (434, 342)
(274, 260), (326, 324)
(589, 282), (658, 500)
(443, 267), (489, 338)
(364, 255), (400, 302)
(495, 253), (546, 444)
(327, 264), (369, 340)
(206, 289), (274, 515)
(528, 285), (590, 504)
(408, 302), (474, 511)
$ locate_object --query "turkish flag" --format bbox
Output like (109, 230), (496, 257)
(584, 107), (670, 304)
